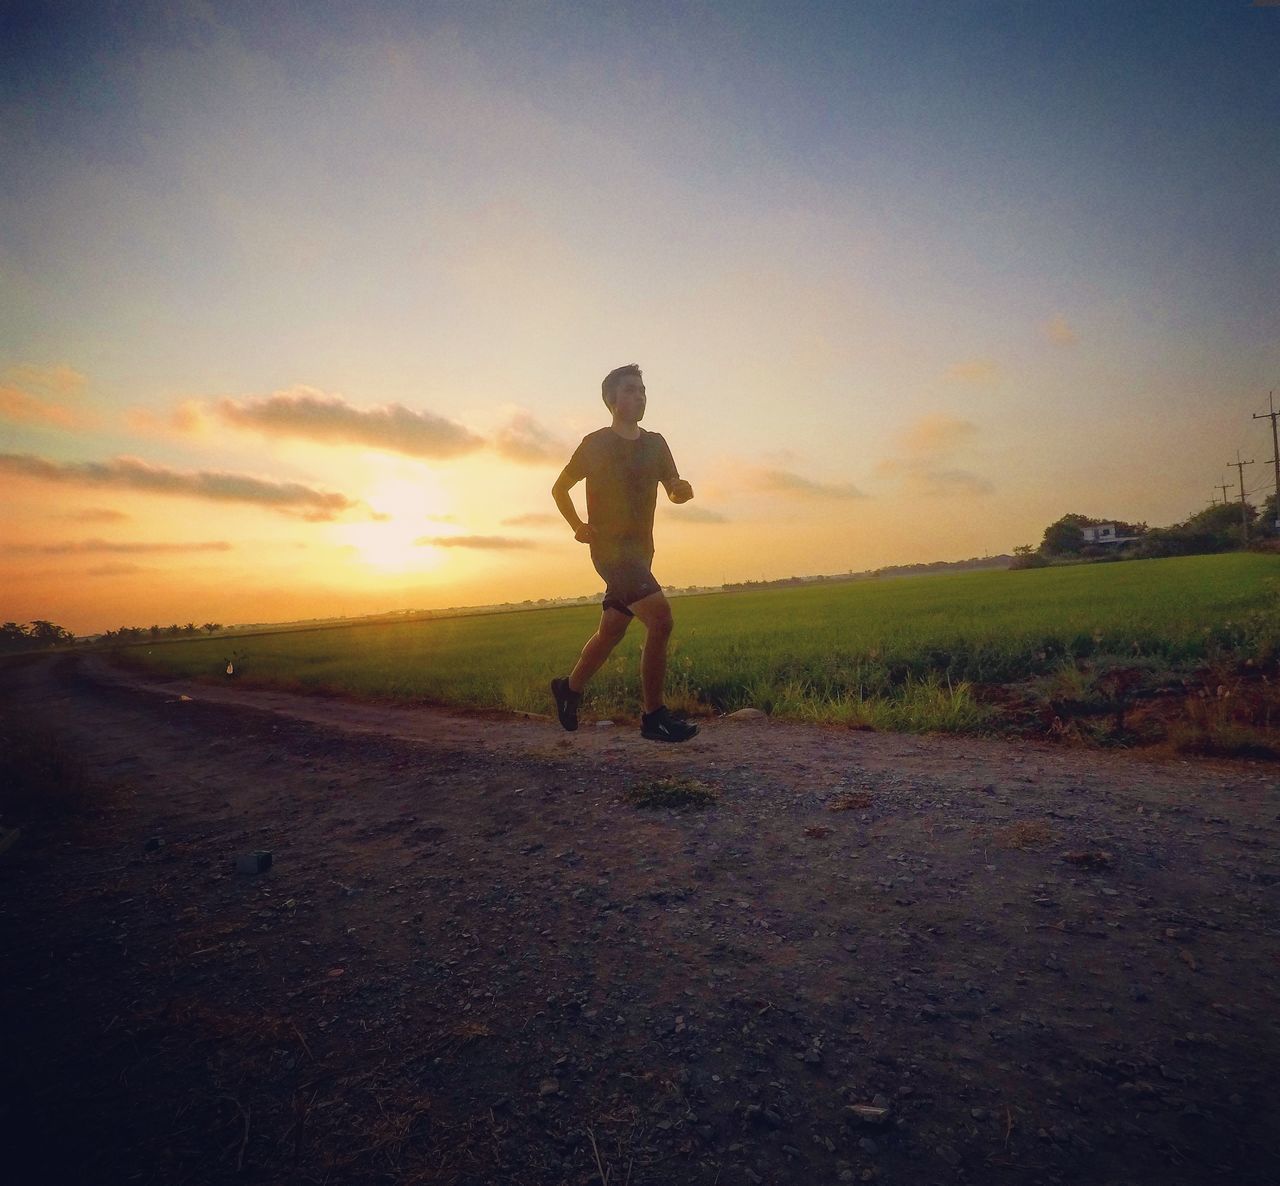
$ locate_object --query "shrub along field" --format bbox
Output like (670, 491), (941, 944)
(116, 553), (1280, 751)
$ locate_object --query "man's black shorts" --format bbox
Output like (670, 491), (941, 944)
(591, 547), (661, 617)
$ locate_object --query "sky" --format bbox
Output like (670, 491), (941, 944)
(2, 0), (1278, 634)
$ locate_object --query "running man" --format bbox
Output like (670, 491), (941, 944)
(549, 364), (699, 742)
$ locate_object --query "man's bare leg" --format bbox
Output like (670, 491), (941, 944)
(568, 608), (632, 693)
(627, 591), (674, 714)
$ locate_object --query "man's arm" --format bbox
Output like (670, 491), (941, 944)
(665, 478), (694, 504)
(657, 435), (694, 504)
(552, 467), (595, 542)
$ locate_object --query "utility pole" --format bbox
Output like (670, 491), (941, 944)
(1215, 480), (1232, 505)
(1252, 390), (1280, 530)
(1228, 451), (1255, 543)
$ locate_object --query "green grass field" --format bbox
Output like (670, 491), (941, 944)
(116, 553), (1280, 735)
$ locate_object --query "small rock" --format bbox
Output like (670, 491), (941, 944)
(725, 707), (768, 721)
(594, 720), (615, 730)
(846, 1104), (890, 1126)
(539, 1079), (560, 1097)
(858, 1137), (879, 1155)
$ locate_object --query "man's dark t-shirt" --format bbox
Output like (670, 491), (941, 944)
(560, 427), (679, 559)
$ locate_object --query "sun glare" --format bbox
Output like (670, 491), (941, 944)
(335, 475), (451, 573)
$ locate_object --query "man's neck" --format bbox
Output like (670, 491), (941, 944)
(608, 418), (641, 440)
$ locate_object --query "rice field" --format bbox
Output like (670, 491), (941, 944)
(117, 553), (1280, 734)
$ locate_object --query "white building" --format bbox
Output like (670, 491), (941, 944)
(1081, 523), (1140, 545)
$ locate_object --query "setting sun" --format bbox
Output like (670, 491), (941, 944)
(336, 474), (451, 573)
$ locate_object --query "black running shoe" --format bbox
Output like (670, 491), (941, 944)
(640, 706), (699, 743)
(550, 677), (581, 731)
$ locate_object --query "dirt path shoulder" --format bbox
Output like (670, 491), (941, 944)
(2, 655), (1278, 1185)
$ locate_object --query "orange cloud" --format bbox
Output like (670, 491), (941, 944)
(875, 458), (994, 496)
(878, 414), (992, 497)
(750, 468), (866, 500)
(0, 452), (363, 520)
(7, 364), (86, 397)
(898, 414), (979, 454)
(943, 358), (1000, 385)
(60, 507), (130, 523)
(216, 387), (484, 459)
(1044, 315), (1079, 346)
(500, 512), (560, 527)
(126, 399), (212, 437)
(8, 539), (233, 555)
(662, 504), (728, 523)
(492, 410), (569, 464)
(0, 383), (79, 428)
(417, 534), (535, 549)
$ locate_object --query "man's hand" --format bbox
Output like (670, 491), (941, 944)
(574, 523), (597, 544)
(668, 479), (694, 504)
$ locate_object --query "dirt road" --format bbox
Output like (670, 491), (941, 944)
(2, 654), (1278, 1185)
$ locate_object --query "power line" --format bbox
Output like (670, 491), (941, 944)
(1228, 451), (1255, 542)
(1253, 391), (1280, 529)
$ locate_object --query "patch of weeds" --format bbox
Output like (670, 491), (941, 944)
(1171, 721), (1279, 760)
(624, 776), (718, 811)
(997, 820), (1055, 849)
(828, 791), (872, 811)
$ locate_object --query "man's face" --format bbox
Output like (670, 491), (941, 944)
(612, 376), (647, 422)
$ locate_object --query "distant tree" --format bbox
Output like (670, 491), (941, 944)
(1132, 502), (1253, 559)
(1, 622), (31, 653)
(22, 620), (75, 648)
(1259, 493), (1279, 537)
(1040, 513), (1097, 556)
(202, 622), (222, 634)
(183, 622), (198, 635)
(149, 624), (162, 638)
(1009, 544), (1049, 570)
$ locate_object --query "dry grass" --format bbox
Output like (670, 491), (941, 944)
(623, 776), (718, 810)
(996, 820), (1055, 849)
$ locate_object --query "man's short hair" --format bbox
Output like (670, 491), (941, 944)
(602, 363), (643, 410)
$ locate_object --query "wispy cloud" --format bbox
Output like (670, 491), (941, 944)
(416, 534), (535, 549)
(0, 383), (79, 428)
(501, 512), (561, 527)
(86, 563), (147, 577)
(127, 399), (212, 437)
(751, 468), (866, 500)
(492, 410), (569, 464)
(216, 387), (484, 459)
(0, 453), (361, 520)
(898, 414), (979, 454)
(663, 504), (729, 523)
(878, 414), (993, 497)
(62, 507), (130, 523)
(7, 364), (86, 398)
(876, 458), (994, 496)
(1044, 314), (1078, 346)
(943, 358), (1000, 385)
(0, 363), (91, 431)
(9, 539), (233, 555)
